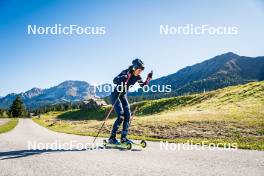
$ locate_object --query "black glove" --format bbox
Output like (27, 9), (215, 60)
(147, 70), (153, 79)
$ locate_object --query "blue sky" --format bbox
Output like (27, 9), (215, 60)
(0, 0), (264, 96)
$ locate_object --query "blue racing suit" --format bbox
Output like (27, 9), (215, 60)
(110, 68), (149, 138)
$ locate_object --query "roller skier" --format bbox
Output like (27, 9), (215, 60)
(108, 58), (153, 145)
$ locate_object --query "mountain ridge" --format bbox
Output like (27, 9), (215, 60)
(1, 52), (264, 108)
(0, 80), (95, 109)
(136, 52), (264, 99)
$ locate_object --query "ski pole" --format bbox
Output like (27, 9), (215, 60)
(128, 105), (138, 128)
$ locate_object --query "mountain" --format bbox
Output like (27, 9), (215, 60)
(1, 52), (264, 108)
(131, 52), (264, 99)
(23, 88), (43, 99)
(0, 81), (96, 109)
(0, 93), (18, 109)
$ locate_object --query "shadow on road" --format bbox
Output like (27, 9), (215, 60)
(0, 146), (143, 160)
(0, 149), (88, 160)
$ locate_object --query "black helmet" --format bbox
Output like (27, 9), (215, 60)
(132, 58), (145, 70)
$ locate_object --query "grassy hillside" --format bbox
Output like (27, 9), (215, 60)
(131, 53), (264, 100)
(0, 119), (19, 134)
(33, 81), (264, 150)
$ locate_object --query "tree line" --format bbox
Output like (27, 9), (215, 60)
(0, 95), (84, 118)
(0, 95), (27, 118)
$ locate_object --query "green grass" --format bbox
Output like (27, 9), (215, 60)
(0, 118), (19, 134)
(33, 81), (264, 150)
(57, 107), (111, 121)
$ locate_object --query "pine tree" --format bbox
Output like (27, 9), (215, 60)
(9, 95), (26, 118)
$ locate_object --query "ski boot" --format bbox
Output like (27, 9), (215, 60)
(121, 136), (133, 144)
(108, 135), (119, 145)
(120, 137), (132, 150)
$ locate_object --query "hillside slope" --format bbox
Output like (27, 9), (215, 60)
(34, 81), (264, 150)
(133, 52), (264, 99)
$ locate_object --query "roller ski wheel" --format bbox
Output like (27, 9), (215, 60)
(140, 140), (147, 148)
(126, 142), (132, 150)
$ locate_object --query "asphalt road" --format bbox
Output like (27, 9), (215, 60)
(0, 119), (263, 176)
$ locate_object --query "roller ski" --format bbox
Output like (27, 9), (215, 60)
(103, 137), (147, 150)
(121, 137), (147, 149)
